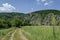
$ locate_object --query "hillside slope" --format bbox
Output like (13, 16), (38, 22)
(0, 10), (60, 26)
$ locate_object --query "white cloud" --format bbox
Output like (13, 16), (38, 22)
(36, 0), (54, 6)
(0, 3), (16, 12)
(44, 2), (49, 6)
(44, 1), (53, 6)
(41, 0), (47, 2)
(36, 0), (47, 2)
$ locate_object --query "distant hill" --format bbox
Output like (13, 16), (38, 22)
(0, 10), (60, 26)
(28, 10), (60, 25)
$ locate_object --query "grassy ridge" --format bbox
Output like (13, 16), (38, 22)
(22, 26), (60, 40)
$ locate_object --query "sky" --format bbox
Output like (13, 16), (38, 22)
(0, 0), (60, 13)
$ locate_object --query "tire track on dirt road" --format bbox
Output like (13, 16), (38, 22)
(19, 29), (28, 40)
(9, 30), (17, 40)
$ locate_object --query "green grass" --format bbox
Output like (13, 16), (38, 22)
(0, 27), (21, 40)
(22, 26), (60, 40)
(4, 30), (15, 40)
(0, 27), (16, 40)
(0, 27), (15, 36)
(0, 26), (60, 40)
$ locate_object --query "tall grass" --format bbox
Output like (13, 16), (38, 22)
(0, 27), (16, 40)
(0, 28), (15, 36)
(22, 26), (60, 40)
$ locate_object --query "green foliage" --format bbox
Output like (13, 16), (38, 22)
(0, 16), (9, 29)
(0, 10), (60, 29)
(57, 19), (60, 26)
(10, 17), (21, 27)
(51, 15), (56, 25)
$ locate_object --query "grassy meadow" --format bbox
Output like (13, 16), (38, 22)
(0, 27), (16, 40)
(0, 26), (60, 40)
(22, 26), (60, 40)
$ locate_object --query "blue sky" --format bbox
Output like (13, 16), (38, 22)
(0, 0), (60, 13)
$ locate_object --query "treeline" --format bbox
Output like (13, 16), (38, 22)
(0, 16), (31, 29)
